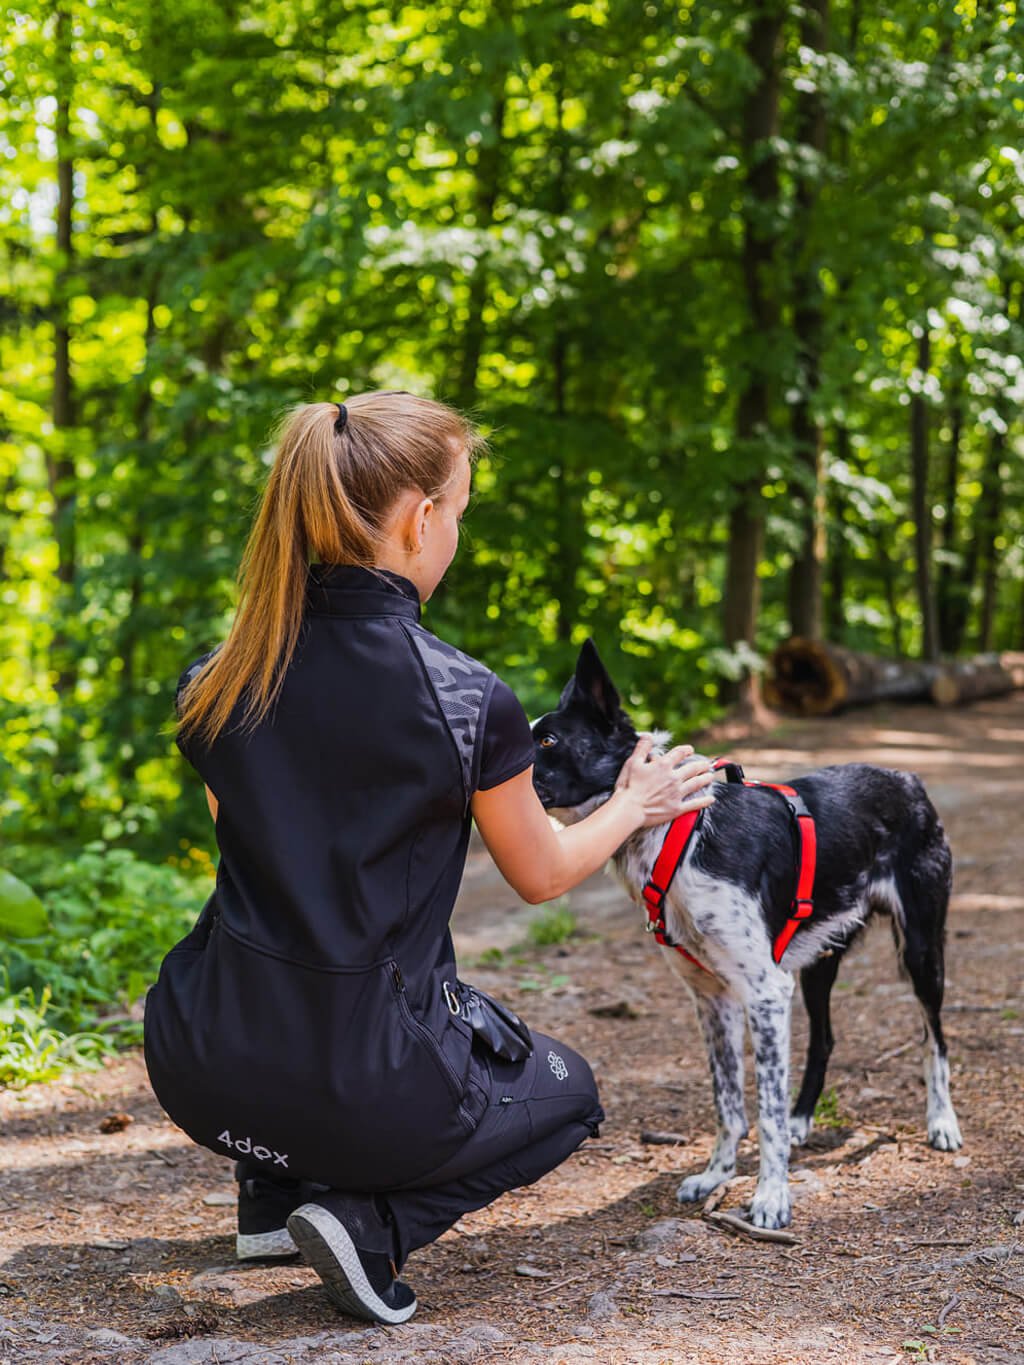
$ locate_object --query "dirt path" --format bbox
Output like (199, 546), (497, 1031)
(3, 696), (1023, 1364)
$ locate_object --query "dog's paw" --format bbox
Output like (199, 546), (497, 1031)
(748, 1181), (792, 1230)
(928, 1112), (963, 1152)
(676, 1169), (731, 1204)
(789, 1113), (812, 1146)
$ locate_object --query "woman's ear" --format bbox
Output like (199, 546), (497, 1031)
(414, 497), (434, 548)
(388, 491), (431, 554)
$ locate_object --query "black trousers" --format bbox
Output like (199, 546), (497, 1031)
(383, 1030), (604, 1266)
(241, 1030), (603, 1269)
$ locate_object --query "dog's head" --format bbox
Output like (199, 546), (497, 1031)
(531, 640), (640, 823)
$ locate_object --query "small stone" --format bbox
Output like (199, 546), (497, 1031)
(514, 1263), (551, 1278)
(89, 1238), (130, 1251)
(789, 1167), (825, 1200)
(463, 1323), (506, 1343)
(148, 1284), (183, 1305)
(952, 1155), (971, 1169)
(87, 1328), (137, 1346)
(633, 1217), (698, 1250)
(587, 1290), (620, 1320)
(201, 1191), (236, 1207)
(588, 1001), (639, 1019)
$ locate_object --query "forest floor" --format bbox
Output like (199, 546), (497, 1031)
(3, 694), (1024, 1365)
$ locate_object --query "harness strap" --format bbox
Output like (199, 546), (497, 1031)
(639, 759), (817, 972)
(641, 806), (710, 973)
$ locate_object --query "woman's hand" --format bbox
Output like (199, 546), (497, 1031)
(613, 738), (715, 828)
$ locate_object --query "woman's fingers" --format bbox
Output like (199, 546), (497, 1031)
(664, 744), (695, 767)
(616, 736), (653, 789)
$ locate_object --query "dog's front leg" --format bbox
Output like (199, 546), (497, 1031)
(747, 987), (794, 1229)
(676, 991), (748, 1205)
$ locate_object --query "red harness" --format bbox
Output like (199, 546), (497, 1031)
(640, 759), (818, 975)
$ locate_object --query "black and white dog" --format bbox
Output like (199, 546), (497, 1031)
(531, 641), (962, 1229)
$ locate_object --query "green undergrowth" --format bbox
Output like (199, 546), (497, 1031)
(0, 843), (210, 1088)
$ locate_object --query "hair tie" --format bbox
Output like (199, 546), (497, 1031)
(334, 402), (348, 434)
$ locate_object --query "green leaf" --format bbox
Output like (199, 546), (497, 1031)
(0, 868), (48, 939)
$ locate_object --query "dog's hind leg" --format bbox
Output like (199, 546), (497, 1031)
(747, 984), (795, 1229)
(676, 992), (749, 1205)
(789, 950), (842, 1145)
(892, 804), (962, 1151)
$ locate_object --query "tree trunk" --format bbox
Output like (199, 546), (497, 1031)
(976, 420), (1006, 652)
(119, 282), (159, 785)
(825, 424), (849, 640)
(936, 363), (965, 652)
(550, 72), (580, 643)
(787, 0), (829, 641)
(47, 2), (79, 783)
(453, 72), (508, 409)
(909, 328), (939, 661)
(721, 5), (785, 712)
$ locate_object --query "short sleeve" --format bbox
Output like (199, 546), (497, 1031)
(476, 677), (535, 792)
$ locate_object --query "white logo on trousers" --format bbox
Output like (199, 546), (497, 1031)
(547, 1051), (568, 1080)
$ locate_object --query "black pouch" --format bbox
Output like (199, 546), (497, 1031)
(444, 980), (533, 1063)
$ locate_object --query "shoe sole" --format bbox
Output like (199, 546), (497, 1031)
(236, 1228), (300, 1261)
(286, 1203), (417, 1325)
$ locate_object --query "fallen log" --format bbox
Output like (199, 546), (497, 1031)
(765, 639), (940, 715)
(930, 653), (1024, 707)
(766, 639), (1024, 715)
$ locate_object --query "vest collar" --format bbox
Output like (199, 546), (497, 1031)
(305, 563), (422, 621)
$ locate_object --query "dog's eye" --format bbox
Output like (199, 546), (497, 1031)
(538, 734), (558, 749)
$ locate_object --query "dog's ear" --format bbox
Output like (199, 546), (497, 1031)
(568, 638), (624, 723)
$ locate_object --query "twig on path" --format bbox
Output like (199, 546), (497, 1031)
(702, 1187), (729, 1216)
(705, 1210), (798, 1246)
(937, 1292), (961, 1328)
(640, 1129), (689, 1146)
(944, 1004), (1010, 1013)
(538, 1270), (595, 1296)
(147, 1149), (178, 1167)
(868, 1038), (917, 1068)
(972, 1276), (1024, 1305)
(650, 1288), (742, 1301)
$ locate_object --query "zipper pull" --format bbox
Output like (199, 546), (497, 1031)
(392, 963), (405, 991)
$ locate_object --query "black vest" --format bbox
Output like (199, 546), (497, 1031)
(144, 566), (495, 1189)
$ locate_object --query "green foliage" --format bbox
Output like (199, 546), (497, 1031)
(813, 1086), (848, 1130)
(475, 947), (506, 968)
(2, 2), (1023, 1084)
(0, 986), (108, 1089)
(526, 903), (578, 947)
(0, 845), (208, 1083)
(0, 868), (48, 938)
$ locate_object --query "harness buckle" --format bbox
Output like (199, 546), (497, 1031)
(793, 899), (814, 919)
(644, 917), (663, 934)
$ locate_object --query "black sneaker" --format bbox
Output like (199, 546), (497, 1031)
(287, 1196), (416, 1324)
(236, 1176), (304, 1262)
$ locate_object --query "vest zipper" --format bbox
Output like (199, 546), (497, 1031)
(389, 961), (464, 1104)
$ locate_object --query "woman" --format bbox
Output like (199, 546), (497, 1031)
(145, 390), (714, 1324)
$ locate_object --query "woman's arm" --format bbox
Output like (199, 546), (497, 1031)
(471, 740), (714, 905)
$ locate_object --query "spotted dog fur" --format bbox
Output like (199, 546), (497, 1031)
(532, 641), (962, 1230)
